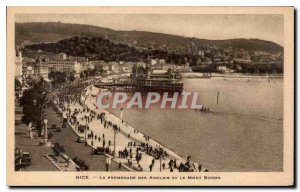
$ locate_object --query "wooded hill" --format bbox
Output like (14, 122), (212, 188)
(16, 22), (283, 53)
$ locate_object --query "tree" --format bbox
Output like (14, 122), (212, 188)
(52, 143), (65, 156)
(86, 68), (97, 76)
(15, 78), (22, 91)
(49, 71), (67, 86)
(68, 73), (76, 82)
(20, 81), (48, 136)
(83, 70), (88, 78)
(15, 78), (22, 98)
(80, 72), (84, 79)
(73, 157), (89, 171)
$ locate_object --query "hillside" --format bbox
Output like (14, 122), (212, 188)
(23, 36), (191, 64)
(16, 22), (283, 53)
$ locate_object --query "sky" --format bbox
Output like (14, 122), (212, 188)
(16, 14), (284, 46)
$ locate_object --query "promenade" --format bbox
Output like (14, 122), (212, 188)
(58, 84), (206, 172)
(46, 106), (128, 171)
(14, 88), (127, 172)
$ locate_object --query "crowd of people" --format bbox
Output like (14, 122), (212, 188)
(53, 79), (208, 172)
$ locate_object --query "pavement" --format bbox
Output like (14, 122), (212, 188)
(46, 106), (127, 171)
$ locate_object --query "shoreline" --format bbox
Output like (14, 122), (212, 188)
(181, 72), (283, 79)
(58, 83), (206, 172)
(85, 84), (205, 171)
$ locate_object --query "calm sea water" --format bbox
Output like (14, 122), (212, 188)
(108, 77), (283, 172)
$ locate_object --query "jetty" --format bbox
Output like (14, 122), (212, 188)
(94, 61), (184, 92)
(95, 81), (183, 92)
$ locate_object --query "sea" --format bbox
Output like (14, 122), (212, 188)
(107, 77), (283, 172)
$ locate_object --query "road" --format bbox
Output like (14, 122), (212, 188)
(46, 106), (128, 171)
(15, 123), (57, 171)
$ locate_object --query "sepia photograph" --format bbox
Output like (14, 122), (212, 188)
(6, 6), (294, 186)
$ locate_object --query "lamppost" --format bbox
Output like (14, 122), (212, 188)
(43, 119), (48, 143)
(29, 121), (33, 139)
(160, 156), (162, 172)
(40, 118), (51, 146)
(85, 116), (88, 146)
(113, 126), (116, 159)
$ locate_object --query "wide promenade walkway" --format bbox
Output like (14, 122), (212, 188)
(60, 85), (204, 172)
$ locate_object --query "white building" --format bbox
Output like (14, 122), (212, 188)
(34, 62), (49, 79)
(26, 65), (34, 77)
(217, 65), (227, 72)
(121, 66), (132, 73)
(158, 59), (166, 65)
(109, 61), (120, 73)
(15, 51), (23, 77)
(150, 59), (158, 66)
(47, 60), (82, 73)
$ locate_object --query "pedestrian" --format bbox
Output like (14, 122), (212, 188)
(138, 164), (143, 172)
(162, 163), (166, 170)
(136, 153), (139, 164)
(127, 159), (131, 167)
(198, 164), (202, 172)
(168, 159), (173, 168)
(170, 167), (173, 172)
(149, 164), (153, 172)
(187, 155), (191, 162)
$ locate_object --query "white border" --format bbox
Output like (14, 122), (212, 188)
(1, 0), (298, 192)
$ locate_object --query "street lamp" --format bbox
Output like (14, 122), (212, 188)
(40, 118), (51, 146)
(85, 116), (88, 146)
(160, 156), (162, 172)
(113, 126), (116, 159)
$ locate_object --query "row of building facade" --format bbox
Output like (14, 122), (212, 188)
(14, 50), (94, 81)
(14, 50), (193, 84)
